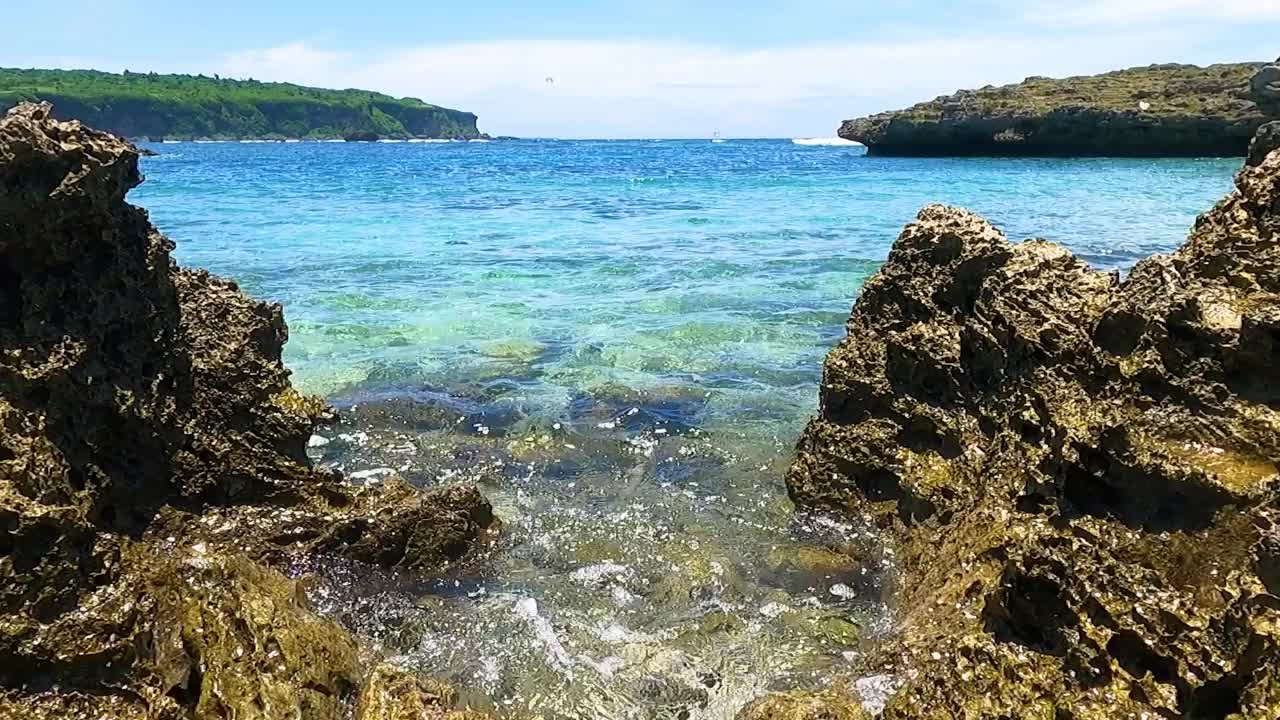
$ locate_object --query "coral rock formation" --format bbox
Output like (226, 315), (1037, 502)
(0, 102), (494, 717)
(788, 125), (1280, 716)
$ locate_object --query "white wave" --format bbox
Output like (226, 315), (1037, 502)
(468, 138), (490, 143)
(408, 138), (451, 143)
(284, 138), (301, 143)
(376, 138), (404, 143)
(791, 137), (861, 146)
(162, 140), (181, 144)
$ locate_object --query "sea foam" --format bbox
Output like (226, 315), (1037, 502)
(791, 137), (861, 146)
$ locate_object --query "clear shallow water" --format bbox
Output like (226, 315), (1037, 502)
(134, 140), (1239, 717)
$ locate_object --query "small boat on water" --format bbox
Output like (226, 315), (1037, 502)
(711, 131), (727, 144)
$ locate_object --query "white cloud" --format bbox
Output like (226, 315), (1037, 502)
(214, 31), (1253, 138)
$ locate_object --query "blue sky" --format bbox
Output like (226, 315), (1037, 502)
(7, 0), (1278, 137)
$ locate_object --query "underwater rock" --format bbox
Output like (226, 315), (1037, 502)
(0, 103), (495, 716)
(787, 122), (1280, 717)
(737, 688), (870, 720)
(568, 382), (709, 434)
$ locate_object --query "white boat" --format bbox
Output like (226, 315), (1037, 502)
(711, 131), (727, 144)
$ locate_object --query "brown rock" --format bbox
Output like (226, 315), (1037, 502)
(0, 102), (495, 716)
(1249, 120), (1280, 167)
(788, 124), (1280, 717)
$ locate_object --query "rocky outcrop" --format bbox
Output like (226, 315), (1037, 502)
(1252, 59), (1280, 105)
(841, 62), (1276, 156)
(1249, 121), (1280, 167)
(788, 126), (1280, 716)
(0, 103), (495, 717)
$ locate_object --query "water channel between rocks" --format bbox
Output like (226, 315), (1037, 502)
(293, 382), (894, 719)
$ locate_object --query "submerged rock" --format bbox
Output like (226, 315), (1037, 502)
(787, 125), (1280, 716)
(840, 62), (1277, 156)
(0, 103), (494, 716)
(738, 688), (869, 720)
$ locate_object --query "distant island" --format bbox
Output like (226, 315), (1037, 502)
(840, 61), (1280, 156)
(0, 68), (484, 141)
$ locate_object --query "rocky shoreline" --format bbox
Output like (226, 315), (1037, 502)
(3, 99), (1279, 719)
(841, 61), (1280, 157)
(790, 120), (1280, 715)
(0, 103), (495, 719)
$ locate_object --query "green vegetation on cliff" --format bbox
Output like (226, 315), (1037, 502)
(0, 67), (482, 139)
(841, 61), (1280, 156)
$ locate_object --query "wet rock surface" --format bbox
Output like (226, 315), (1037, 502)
(788, 126), (1280, 716)
(0, 103), (495, 717)
(841, 62), (1277, 156)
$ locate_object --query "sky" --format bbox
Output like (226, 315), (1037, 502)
(6, 0), (1279, 138)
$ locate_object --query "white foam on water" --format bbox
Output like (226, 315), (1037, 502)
(791, 137), (861, 146)
(513, 597), (576, 678)
(570, 561), (631, 587)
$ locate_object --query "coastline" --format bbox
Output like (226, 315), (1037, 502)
(2, 98), (1277, 719)
(841, 61), (1280, 158)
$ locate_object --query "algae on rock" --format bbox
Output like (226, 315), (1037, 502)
(786, 123), (1280, 717)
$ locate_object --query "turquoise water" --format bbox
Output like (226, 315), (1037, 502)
(135, 141), (1238, 432)
(134, 140), (1240, 718)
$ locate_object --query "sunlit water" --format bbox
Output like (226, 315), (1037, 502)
(135, 140), (1239, 717)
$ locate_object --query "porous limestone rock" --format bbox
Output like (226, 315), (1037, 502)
(787, 125), (1280, 717)
(0, 102), (495, 717)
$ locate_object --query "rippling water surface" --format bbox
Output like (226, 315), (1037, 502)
(135, 140), (1239, 717)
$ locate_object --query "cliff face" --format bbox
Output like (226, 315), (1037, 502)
(0, 68), (484, 140)
(0, 102), (494, 718)
(841, 62), (1278, 156)
(788, 125), (1280, 716)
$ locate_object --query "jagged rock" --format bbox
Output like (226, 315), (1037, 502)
(1249, 120), (1280, 167)
(841, 62), (1276, 156)
(1252, 60), (1280, 104)
(0, 102), (495, 716)
(787, 124), (1280, 717)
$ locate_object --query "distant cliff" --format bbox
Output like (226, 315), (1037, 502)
(841, 61), (1280, 156)
(0, 67), (483, 140)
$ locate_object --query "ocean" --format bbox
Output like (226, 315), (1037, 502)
(134, 139), (1240, 717)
